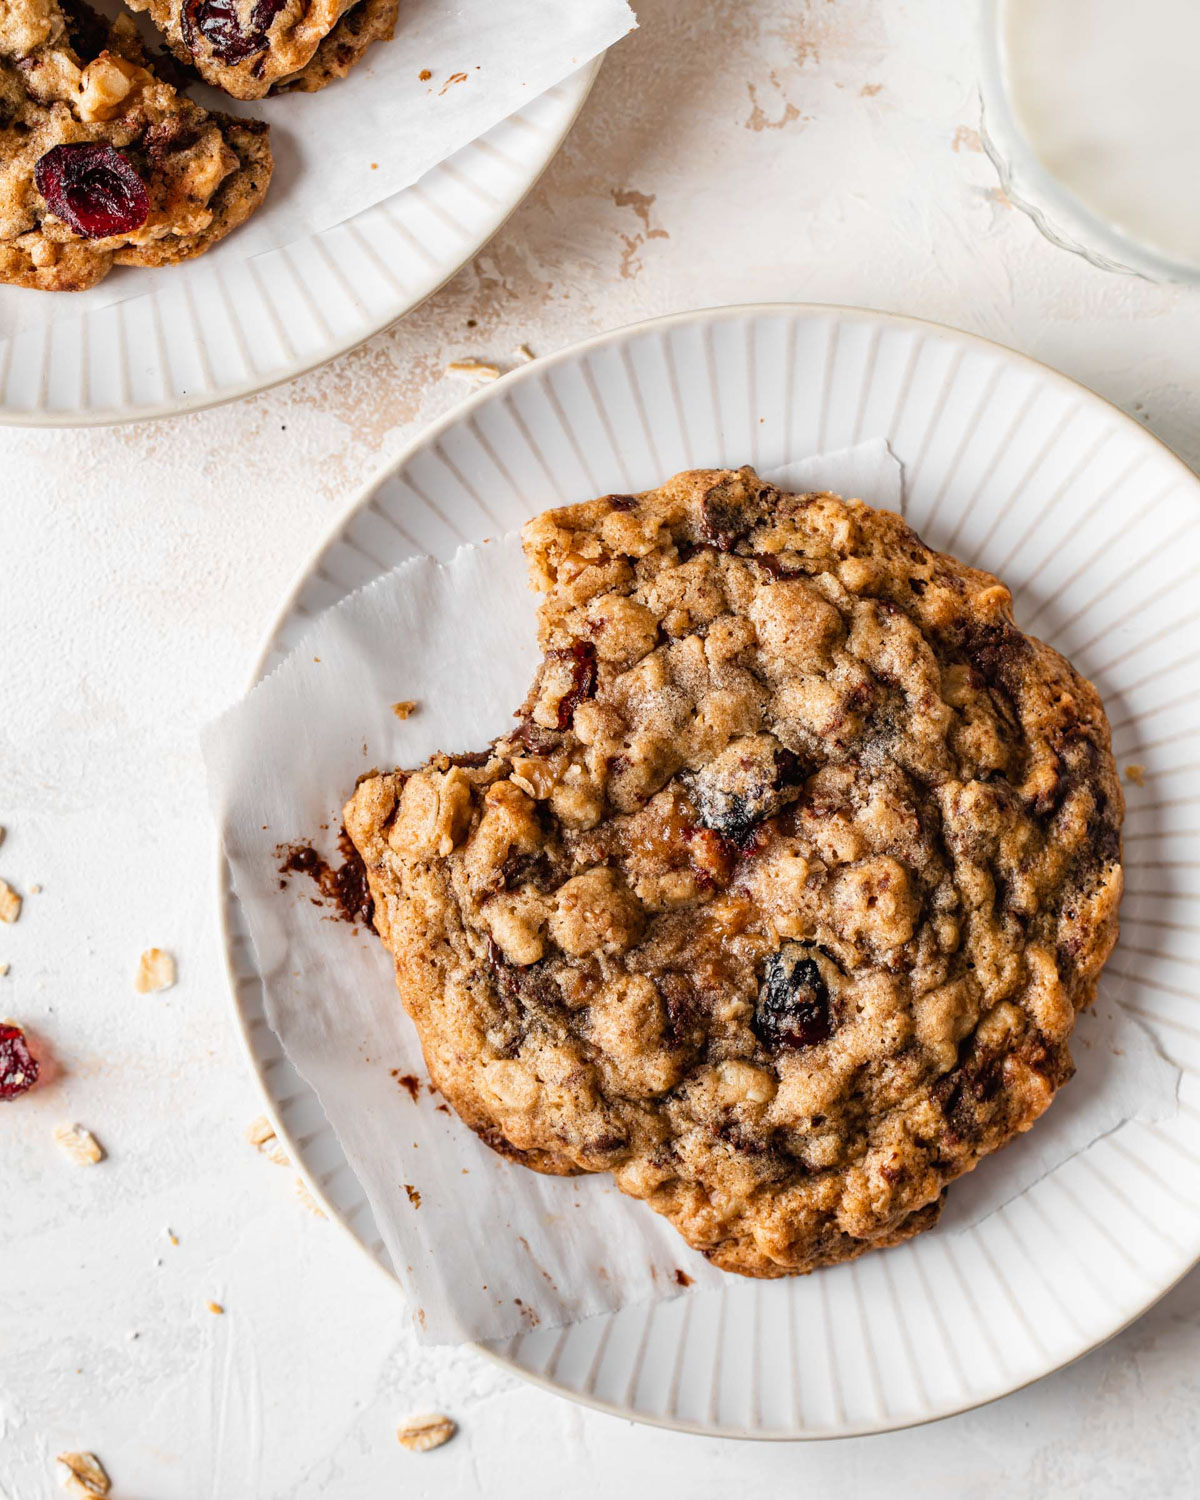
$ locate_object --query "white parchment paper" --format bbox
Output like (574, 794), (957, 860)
(204, 439), (1179, 1342)
(0, 0), (634, 337)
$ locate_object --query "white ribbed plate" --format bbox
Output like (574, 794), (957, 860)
(0, 65), (598, 426)
(222, 304), (1200, 1438)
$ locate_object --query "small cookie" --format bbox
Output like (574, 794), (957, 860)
(0, 0), (271, 291)
(345, 468), (1124, 1277)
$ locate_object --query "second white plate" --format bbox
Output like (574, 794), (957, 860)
(224, 303), (1200, 1438)
(0, 64), (598, 426)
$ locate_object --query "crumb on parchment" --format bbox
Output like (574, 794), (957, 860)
(1124, 763), (1146, 787)
(392, 700), (418, 720)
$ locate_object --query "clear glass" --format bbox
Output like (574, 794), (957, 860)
(979, 0), (1200, 285)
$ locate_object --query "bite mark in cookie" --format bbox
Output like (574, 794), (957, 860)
(344, 467), (1124, 1278)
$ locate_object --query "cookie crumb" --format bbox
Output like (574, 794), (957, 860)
(54, 1123), (104, 1165)
(446, 359), (500, 383)
(396, 1413), (456, 1452)
(404, 1183), (421, 1207)
(514, 343), (535, 362)
(28, 882), (41, 894)
(0, 962), (8, 977)
(207, 1300), (224, 1315)
(56, 1452), (110, 1497)
(166, 1228), (179, 1246)
(391, 700), (418, 720)
(135, 948), (176, 993)
(0, 879), (21, 924)
(419, 67), (431, 80)
(1124, 763), (1146, 787)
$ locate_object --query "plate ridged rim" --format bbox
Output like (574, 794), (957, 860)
(219, 302), (1200, 1439)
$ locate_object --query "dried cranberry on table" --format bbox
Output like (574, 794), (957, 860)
(34, 144), (149, 240)
(0, 1023), (39, 1100)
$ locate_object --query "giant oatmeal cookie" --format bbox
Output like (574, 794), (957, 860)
(344, 467), (1124, 1277)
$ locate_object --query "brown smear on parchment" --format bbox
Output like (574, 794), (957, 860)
(277, 826), (374, 927)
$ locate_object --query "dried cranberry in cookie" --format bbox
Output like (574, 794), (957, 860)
(754, 944), (835, 1051)
(181, 0), (284, 64)
(345, 466), (1123, 1278)
(34, 142), (148, 238)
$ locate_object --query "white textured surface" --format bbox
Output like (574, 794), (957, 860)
(2, 0), (1200, 1493)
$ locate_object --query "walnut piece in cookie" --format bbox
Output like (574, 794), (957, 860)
(0, 0), (271, 291)
(344, 467), (1124, 1278)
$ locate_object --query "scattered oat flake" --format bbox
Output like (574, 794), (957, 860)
(446, 359), (500, 383)
(54, 1123), (104, 1165)
(0, 879), (21, 923)
(295, 1177), (327, 1218)
(1124, 763), (1146, 787)
(396, 1414), (456, 1453)
(246, 1115), (290, 1165)
(207, 1300), (224, 1315)
(391, 699), (418, 720)
(135, 948), (175, 993)
(56, 1452), (110, 1497)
